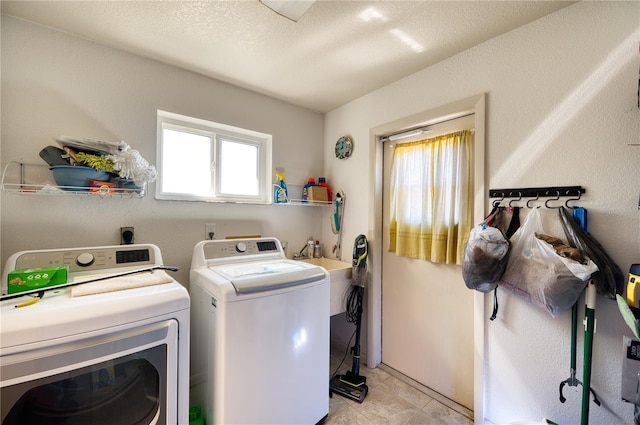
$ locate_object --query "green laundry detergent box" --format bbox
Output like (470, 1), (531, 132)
(7, 265), (69, 294)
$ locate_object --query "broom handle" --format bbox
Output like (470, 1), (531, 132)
(1, 265), (178, 302)
(581, 281), (597, 425)
(570, 302), (578, 372)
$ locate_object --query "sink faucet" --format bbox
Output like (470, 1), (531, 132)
(294, 242), (311, 259)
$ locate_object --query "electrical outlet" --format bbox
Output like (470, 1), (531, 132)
(205, 223), (216, 240)
(121, 227), (134, 245)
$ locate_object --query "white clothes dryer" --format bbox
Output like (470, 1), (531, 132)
(190, 237), (330, 425)
(0, 244), (190, 425)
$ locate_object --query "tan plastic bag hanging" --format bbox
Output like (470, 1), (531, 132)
(499, 208), (598, 317)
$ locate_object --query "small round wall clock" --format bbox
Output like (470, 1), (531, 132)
(335, 136), (353, 159)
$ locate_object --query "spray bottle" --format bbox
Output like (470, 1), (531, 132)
(274, 172), (288, 203)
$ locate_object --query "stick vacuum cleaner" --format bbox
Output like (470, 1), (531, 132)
(329, 234), (369, 403)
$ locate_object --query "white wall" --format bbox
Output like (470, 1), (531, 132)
(324, 2), (640, 424)
(1, 15), (329, 286)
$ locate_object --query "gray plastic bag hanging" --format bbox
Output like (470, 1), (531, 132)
(462, 212), (510, 293)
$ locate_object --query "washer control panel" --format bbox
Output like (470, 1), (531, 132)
(203, 238), (281, 260)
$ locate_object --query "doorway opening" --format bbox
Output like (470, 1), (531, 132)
(369, 93), (486, 421)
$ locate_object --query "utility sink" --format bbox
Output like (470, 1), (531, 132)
(299, 257), (352, 316)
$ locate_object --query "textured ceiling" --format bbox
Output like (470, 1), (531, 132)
(1, 1), (574, 113)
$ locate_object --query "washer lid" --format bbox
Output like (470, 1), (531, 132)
(210, 260), (326, 294)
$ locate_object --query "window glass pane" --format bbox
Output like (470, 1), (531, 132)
(219, 139), (259, 196)
(156, 110), (271, 203)
(162, 128), (211, 195)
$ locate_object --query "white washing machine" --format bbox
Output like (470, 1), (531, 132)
(190, 237), (330, 425)
(0, 244), (190, 425)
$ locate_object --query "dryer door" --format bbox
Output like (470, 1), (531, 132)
(1, 320), (178, 425)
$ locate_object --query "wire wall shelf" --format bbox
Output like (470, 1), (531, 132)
(272, 184), (335, 206)
(1, 162), (146, 198)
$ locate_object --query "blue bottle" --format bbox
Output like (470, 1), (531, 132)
(274, 172), (288, 203)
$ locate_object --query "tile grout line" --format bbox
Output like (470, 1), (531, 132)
(377, 363), (474, 422)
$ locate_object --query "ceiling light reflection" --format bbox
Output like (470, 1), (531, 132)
(359, 7), (387, 23)
(389, 28), (424, 53)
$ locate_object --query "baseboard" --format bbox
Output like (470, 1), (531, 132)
(377, 363), (474, 422)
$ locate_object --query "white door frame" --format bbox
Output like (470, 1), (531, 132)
(368, 93), (486, 423)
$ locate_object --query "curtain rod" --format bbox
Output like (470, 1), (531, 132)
(381, 127), (433, 142)
(379, 112), (475, 143)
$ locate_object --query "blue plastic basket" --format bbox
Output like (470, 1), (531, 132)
(50, 166), (111, 190)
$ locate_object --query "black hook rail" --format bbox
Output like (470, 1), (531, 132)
(489, 186), (585, 199)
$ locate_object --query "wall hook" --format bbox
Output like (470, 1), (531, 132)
(565, 190), (582, 208)
(526, 193), (540, 208)
(545, 191), (562, 208)
(509, 192), (522, 207)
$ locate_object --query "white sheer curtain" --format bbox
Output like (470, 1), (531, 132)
(388, 129), (474, 264)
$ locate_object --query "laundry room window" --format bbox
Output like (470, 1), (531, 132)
(156, 111), (272, 203)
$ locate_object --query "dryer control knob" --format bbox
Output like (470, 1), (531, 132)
(76, 252), (95, 267)
(235, 242), (247, 253)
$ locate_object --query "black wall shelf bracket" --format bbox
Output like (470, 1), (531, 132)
(489, 186), (585, 199)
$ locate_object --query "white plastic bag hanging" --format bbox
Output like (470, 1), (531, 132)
(499, 208), (598, 317)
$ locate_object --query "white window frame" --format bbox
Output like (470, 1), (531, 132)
(156, 110), (272, 204)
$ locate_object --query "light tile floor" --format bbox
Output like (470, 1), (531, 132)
(326, 347), (474, 425)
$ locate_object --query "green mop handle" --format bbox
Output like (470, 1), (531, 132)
(581, 280), (597, 425)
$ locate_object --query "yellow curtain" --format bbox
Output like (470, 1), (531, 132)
(388, 129), (474, 264)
